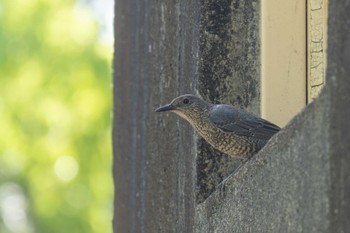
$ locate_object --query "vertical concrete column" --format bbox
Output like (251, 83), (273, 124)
(327, 0), (350, 231)
(113, 1), (199, 232)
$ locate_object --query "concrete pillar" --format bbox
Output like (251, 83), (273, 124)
(113, 1), (199, 232)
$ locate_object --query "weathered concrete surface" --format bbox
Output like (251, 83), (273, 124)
(327, 0), (350, 231)
(113, 1), (199, 232)
(197, 0), (261, 203)
(199, 0), (260, 110)
(194, 0), (350, 232)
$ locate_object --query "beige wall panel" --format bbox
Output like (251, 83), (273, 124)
(261, 0), (307, 127)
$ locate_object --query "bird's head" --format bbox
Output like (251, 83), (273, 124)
(155, 94), (210, 123)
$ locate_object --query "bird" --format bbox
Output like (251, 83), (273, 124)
(155, 94), (280, 159)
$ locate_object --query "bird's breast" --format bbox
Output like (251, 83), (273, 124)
(190, 117), (263, 158)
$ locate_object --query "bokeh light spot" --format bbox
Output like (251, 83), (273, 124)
(54, 155), (79, 182)
(0, 183), (33, 233)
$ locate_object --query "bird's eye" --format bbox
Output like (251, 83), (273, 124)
(182, 98), (189, 104)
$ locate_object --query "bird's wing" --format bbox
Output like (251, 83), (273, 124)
(209, 105), (280, 140)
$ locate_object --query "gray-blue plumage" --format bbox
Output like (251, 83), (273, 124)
(209, 104), (280, 141)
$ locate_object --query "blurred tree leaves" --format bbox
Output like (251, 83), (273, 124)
(0, 0), (113, 232)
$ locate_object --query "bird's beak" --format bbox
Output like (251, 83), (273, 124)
(155, 104), (175, 112)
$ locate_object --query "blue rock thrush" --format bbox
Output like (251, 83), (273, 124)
(155, 94), (280, 159)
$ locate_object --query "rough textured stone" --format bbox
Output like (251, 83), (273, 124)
(113, 1), (199, 232)
(199, 0), (260, 110)
(197, 0), (260, 203)
(327, 0), (350, 231)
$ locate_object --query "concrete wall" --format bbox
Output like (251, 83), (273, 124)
(113, 0), (350, 232)
(113, 1), (199, 232)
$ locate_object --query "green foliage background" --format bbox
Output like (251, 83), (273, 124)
(0, 0), (113, 232)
